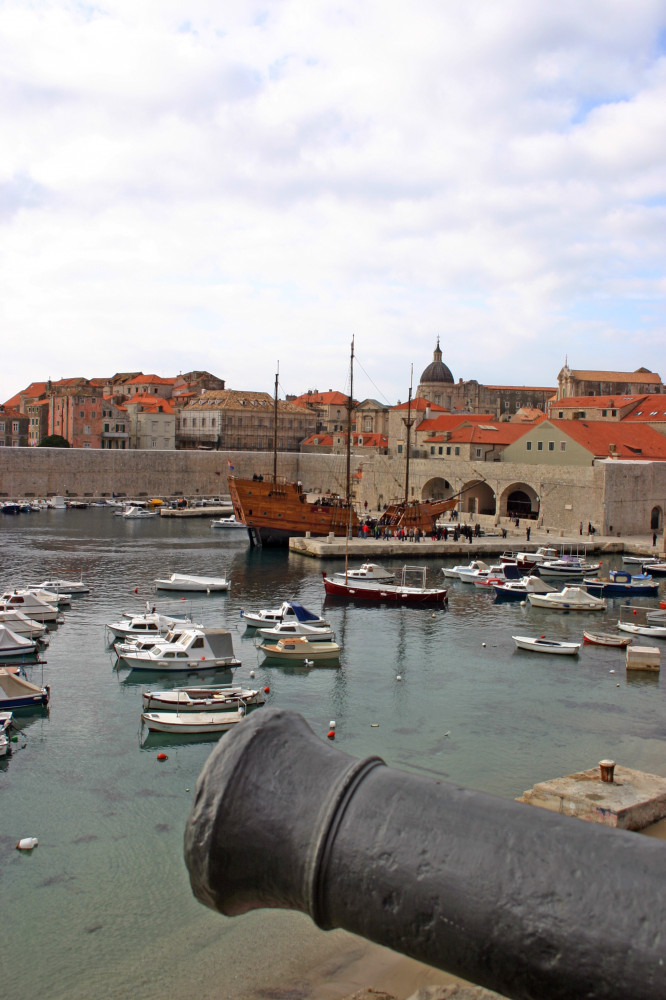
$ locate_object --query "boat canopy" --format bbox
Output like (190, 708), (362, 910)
(202, 629), (238, 659)
(0, 668), (45, 699)
(287, 602), (324, 623)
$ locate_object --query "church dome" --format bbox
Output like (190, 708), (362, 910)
(420, 338), (453, 384)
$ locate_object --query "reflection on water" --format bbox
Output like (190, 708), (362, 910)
(1, 509), (665, 998)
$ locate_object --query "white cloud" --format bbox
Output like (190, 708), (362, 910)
(1, 0), (665, 406)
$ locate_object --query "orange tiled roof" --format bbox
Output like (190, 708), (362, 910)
(124, 394), (175, 413)
(622, 395), (666, 421)
(417, 413), (496, 432)
(566, 369), (662, 383)
(552, 395), (646, 408)
(392, 398), (448, 413)
(548, 419), (666, 459)
(427, 422), (532, 445)
(4, 381), (48, 408)
(292, 390), (350, 406)
(126, 374), (173, 385)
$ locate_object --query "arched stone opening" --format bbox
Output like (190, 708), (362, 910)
(460, 479), (496, 516)
(650, 506), (663, 531)
(499, 482), (540, 521)
(422, 477), (455, 501)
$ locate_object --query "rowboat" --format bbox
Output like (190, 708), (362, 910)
(141, 685), (267, 712)
(141, 707), (248, 734)
(583, 631), (632, 647)
(154, 573), (230, 592)
(617, 621), (666, 638)
(512, 635), (581, 655)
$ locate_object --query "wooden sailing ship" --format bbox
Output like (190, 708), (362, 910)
(228, 346), (458, 546)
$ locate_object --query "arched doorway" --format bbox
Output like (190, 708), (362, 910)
(422, 477), (455, 501)
(499, 482), (540, 520)
(460, 479), (496, 516)
(651, 506), (662, 530)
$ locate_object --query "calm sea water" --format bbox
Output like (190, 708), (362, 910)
(2, 509), (665, 999)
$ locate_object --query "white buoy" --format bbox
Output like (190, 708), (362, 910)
(609, 669), (615, 674)
(329, 720), (336, 729)
(520, 600), (526, 607)
(16, 837), (38, 851)
(482, 642), (486, 648)
(249, 670), (255, 678)
(396, 674), (402, 681)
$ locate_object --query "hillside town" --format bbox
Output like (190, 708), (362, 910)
(1, 345), (665, 465)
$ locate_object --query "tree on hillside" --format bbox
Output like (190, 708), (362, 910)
(39, 434), (71, 447)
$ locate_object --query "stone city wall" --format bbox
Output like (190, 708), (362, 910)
(1, 448), (663, 535)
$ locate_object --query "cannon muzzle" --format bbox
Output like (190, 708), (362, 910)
(184, 707), (666, 1000)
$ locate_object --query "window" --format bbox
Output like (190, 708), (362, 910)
(611, 410), (617, 417)
(558, 411), (563, 418)
(476, 448), (481, 457)
(526, 441), (532, 451)
(430, 446), (435, 455)
(79, 411), (84, 418)
(454, 446), (460, 456)
(446, 446), (451, 455)
(537, 441), (543, 451)
(182, 418), (187, 427)
(211, 418), (216, 428)
(104, 423), (109, 432)
(397, 444), (403, 454)
(560, 441), (566, 451)
(12, 421), (19, 433)
(548, 441), (554, 451)
(601, 410), (607, 417)
(438, 446), (443, 455)
(83, 425), (90, 434)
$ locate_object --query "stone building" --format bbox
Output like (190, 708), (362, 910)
(0, 405), (29, 447)
(416, 339), (555, 417)
(123, 395), (176, 450)
(556, 364), (663, 399)
(547, 395), (645, 421)
(177, 390), (314, 451)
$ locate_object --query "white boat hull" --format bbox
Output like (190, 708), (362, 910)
(512, 635), (581, 655)
(142, 709), (248, 733)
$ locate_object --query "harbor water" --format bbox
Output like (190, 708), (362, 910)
(2, 508), (665, 999)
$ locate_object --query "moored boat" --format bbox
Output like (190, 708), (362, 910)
(154, 573), (230, 592)
(0, 667), (50, 709)
(583, 570), (659, 596)
(141, 684), (267, 712)
(583, 631), (632, 647)
(258, 635), (341, 661)
(527, 586), (607, 611)
(27, 577), (89, 595)
(141, 707), (249, 734)
(119, 628), (241, 671)
(210, 515), (247, 529)
(0, 590), (59, 623)
(512, 635), (581, 655)
(240, 601), (329, 629)
(617, 621), (666, 638)
(257, 620), (336, 642)
(322, 565), (447, 604)
(105, 610), (201, 642)
(493, 575), (558, 602)
(0, 625), (39, 659)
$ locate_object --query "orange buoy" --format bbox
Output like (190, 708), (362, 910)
(633, 609), (638, 615)
(540, 635), (546, 639)
(264, 686), (270, 693)
(327, 730), (335, 740)
(134, 587), (138, 593)
(157, 752), (167, 761)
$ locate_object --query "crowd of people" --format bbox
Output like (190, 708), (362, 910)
(357, 520), (483, 542)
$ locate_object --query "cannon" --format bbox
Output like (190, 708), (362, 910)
(184, 708), (666, 1000)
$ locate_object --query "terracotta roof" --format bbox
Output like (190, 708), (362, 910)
(0, 406), (25, 419)
(4, 381), (48, 408)
(417, 413), (497, 433)
(184, 390), (304, 414)
(565, 369), (662, 383)
(393, 398), (448, 413)
(302, 433), (334, 446)
(124, 394), (175, 414)
(427, 422), (530, 445)
(552, 395), (646, 408)
(126, 374), (173, 385)
(292, 390), (350, 406)
(548, 419), (666, 460)
(622, 395), (666, 421)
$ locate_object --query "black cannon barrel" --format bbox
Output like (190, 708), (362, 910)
(184, 708), (666, 1000)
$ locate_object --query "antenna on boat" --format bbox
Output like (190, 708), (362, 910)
(273, 363), (279, 484)
(346, 337), (355, 555)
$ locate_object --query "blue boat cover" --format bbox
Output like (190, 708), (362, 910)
(287, 602), (321, 623)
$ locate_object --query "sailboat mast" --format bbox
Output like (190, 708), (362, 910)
(273, 365), (279, 484)
(345, 337), (354, 508)
(404, 365), (414, 505)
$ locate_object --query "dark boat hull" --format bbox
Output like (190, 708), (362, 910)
(322, 574), (447, 605)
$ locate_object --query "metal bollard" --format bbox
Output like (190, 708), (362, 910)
(184, 708), (666, 1000)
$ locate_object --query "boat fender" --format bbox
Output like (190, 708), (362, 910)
(16, 837), (38, 850)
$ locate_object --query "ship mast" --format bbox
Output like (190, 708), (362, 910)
(345, 337), (354, 508)
(403, 365), (414, 506)
(272, 364), (279, 484)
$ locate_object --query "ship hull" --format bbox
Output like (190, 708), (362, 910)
(229, 476), (358, 546)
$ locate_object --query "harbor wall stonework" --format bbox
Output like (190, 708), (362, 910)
(0, 448), (664, 536)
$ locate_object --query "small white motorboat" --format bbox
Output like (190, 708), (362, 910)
(0, 610), (47, 640)
(259, 635), (341, 661)
(154, 573), (230, 592)
(122, 506), (157, 519)
(617, 621), (666, 638)
(330, 562), (396, 583)
(537, 559), (586, 580)
(119, 628), (241, 671)
(512, 635), (581, 655)
(210, 515), (247, 529)
(0, 591), (59, 623)
(583, 631), (632, 647)
(0, 626), (39, 659)
(25, 587), (71, 607)
(240, 601), (330, 629)
(141, 707), (249, 734)
(456, 561), (493, 584)
(257, 620), (336, 642)
(27, 577), (89, 595)
(141, 684), (267, 712)
(442, 560), (487, 580)
(527, 587), (607, 611)
(105, 611), (200, 642)
(493, 575), (557, 602)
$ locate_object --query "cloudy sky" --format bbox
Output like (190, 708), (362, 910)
(2, 0), (665, 407)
